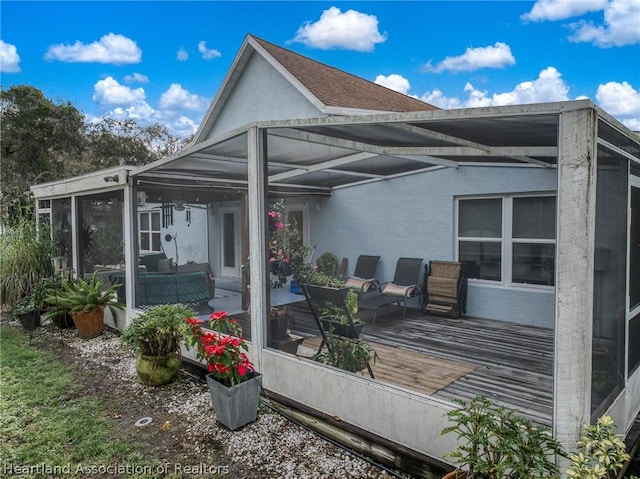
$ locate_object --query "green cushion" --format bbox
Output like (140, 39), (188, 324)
(140, 253), (166, 272)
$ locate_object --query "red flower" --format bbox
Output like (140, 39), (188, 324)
(210, 311), (228, 321)
(184, 311), (255, 386)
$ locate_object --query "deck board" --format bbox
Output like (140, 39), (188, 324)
(232, 299), (555, 426)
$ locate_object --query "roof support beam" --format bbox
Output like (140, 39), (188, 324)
(268, 151), (376, 182)
(387, 122), (491, 151)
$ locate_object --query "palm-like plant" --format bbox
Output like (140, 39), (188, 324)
(45, 271), (124, 316)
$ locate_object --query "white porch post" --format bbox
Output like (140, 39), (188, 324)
(70, 195), (79, 275)
(554, 108), (598, 455)
(123, 180), (136, 322)
(247, 126), (268, 372)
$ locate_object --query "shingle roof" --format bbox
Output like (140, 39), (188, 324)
(251, 36), (438, 113)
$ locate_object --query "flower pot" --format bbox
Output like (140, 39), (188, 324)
(135, 351), (181, 386)
(71, 306), (105, 339)
(52, 312), (75, 329)
(270, 317), (289, 340)
(443, 471), (467, 479)
(320, 317), (364, 339)
(206, 371), (262, 430)
(16, 310), (41, 331)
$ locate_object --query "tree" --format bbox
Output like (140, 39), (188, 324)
(1, 85), (192, 223)
(1, 85), (86, 218)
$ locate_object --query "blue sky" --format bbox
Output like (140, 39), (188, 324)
(1, 1), (639, 137)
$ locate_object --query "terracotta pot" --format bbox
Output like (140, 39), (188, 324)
(71, 306), (105, 339)
(443, 471), (467, 479)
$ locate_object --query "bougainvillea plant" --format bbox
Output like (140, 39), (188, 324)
(184, 311), (255, 387)
(268, 200), (312, 287)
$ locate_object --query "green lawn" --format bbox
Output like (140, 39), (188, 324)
(0, 325), (163, 478)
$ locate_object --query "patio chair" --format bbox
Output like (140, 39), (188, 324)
(344, 255), (380, 296)
(422, 260), (467, 318)
(358, 257), (423, 322)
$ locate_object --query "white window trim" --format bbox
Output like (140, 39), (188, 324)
(138, 210), (161, 253)
(456, 193), (556, 289)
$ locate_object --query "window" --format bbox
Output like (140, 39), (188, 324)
(139, 211), (161, 252)
(457, 195), (556, 286)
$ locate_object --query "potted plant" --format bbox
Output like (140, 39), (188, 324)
(315, 333), (379, 374)
(0, 215), (55, 311)
(316, 251), (338, 276)
(303, 272), (364, 338)
(48, 272), (124, 339)
(41, 276), (75, 328)
(269, 306), (294, 340)
(441, 396), (565, 479)
(120, 304), (196, 386)
(13, 282), (46, 331)
(567, 415), (631, 479)
(184, 311), (261, 430)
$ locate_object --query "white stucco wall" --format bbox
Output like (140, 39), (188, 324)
(308, 165), (558, 328)
(139, 203), (209, 266)
(208, 53), (325, 140)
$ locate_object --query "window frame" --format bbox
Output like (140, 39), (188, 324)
(455, 193), (557, 289)
(138, 210), (162, 253)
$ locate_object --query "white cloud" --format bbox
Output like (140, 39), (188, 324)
(177, 48), (188, 61)
(421, 67), (570, 108)
(0, 40), (20, 73)
(158, 83), (208, 111)
(89, 77), (204, 137)
(522, 0), (639, 47)
(521, 0), (607, 21)
(198, 41), (221, 60)
(124, 72), (149, 84)
(421, 89), (464, 109)
(92, 76), (146, 105)
(109, 103), (156, 121)
(596, 81), (640, 126)
(423, 42), (516, 73)
(45, 33), (141, 64)
(171, 116), (200, 137)
(292, 6), (387, 52)
(374, 74), (411, 95)
(568, 0), (640, 47)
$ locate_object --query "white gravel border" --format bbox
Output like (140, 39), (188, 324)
(24, 321), (408, 479)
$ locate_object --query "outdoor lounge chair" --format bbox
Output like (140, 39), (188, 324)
(344, 255), (380, 295)
(422, 260), (467, 318)
(358, 257), (422, 322)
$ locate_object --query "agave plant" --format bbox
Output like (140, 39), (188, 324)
(44, 271), (124, 316)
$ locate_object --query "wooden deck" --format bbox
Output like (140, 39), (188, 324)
(235, 300), (555, 427)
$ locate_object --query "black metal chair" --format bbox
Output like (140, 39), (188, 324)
(344, 255), (380, 296)
(358, 257), (422, 322)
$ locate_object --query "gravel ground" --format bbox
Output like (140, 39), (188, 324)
(4, 318), (409, 479)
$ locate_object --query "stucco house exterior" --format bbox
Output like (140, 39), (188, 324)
(31, 34), (640, 476)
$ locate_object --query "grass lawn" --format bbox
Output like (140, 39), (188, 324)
(0, 325), (164, 478)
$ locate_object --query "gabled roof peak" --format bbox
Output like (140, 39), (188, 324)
(248, 34), (438, 113)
